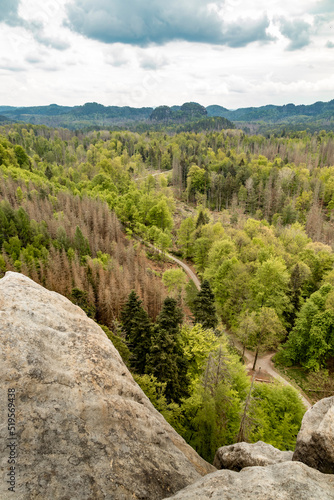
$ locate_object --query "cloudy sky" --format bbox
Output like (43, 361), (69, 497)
(0, 0), (333, 109)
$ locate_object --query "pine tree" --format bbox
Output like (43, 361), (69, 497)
(196, 209), (209, 228)
(120, 290), (142, 338)
(120, 290), (152, 374)
(193, 280), (218, 329)
(146, 298), (189, 403)
(156, 297), (183, 332)
(74, 226), (91, 259)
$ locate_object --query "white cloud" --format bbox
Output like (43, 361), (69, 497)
(0, 0), (332, 109)
(65, 0), (273, 47)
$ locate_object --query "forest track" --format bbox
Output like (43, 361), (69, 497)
(230, 337), (312, 410)
(143, 239), (312, 410)
(139, 238), (201, 291)
(166, 252), (312, 410)
(165, 253), (201, 291)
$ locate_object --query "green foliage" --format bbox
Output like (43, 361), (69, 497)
(249, 307), (286, 370)
(100, 324), (132, 368)
(71, 287), (96, 318)
(249, 383), (305, 450)
(187, 165), (207, 199)
(74, 226), (91, 259)
(179, 323), (220, 380)
(120, 290), (152, 374)
(177, 217), (195, 258)
(185, 279), (198, 310)
(251, 257), (291, 319)
(162, 268), (187, 298)
(1, 120), (334, 465)
(146, 199), (173, 230)
(192, 280), (218, 329)
(146, 298), (189, 403)
(180, 345), (249, 462)
(281, 284), (334, 370)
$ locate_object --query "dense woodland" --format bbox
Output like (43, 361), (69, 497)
(1, 121), (334, 461)
(1, 99), (334, 132)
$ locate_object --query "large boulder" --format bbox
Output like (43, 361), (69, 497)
(0, 272), (214, 500)
(166, 461), (334, 499)
(293, 396), (334, 474)
(213, 441), (293, 471)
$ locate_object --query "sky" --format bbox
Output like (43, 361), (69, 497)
(0, 0), (333, 109)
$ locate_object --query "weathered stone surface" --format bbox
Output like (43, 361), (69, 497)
(0, 272), (214, 500)
(293, 396), (334, 474)
(213, 440), (293, 471)
(166, 461), (334, 500)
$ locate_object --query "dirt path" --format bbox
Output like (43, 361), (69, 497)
(168, 254), (312, 410)
(231, 338), (312, 410)
(145, 241), (312, 410)
(140, 239), (201, 291)
(165, 253), (201, 291)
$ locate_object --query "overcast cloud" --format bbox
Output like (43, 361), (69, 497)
(0, 0), (333, 108)
(65, 0), (273, 47)
(0, 0), (20, 24)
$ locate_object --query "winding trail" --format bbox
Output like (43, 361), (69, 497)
(140, 239), (201, 290)
(231, 338), (312, 410)
(165, 253), (201, 291)
(141, 238), (311, 409)
(162, 249), (312, 410)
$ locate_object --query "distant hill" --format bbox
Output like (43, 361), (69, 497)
(0, 114), (14, 124)
(206, 100), (334, 122)
(150, 102), (207, 123)
(0, 99), (333, 131)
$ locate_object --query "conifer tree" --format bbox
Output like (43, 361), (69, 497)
(193, 280), (218, 329)
(74, 226), (91, 259)
(120, 290), (152, 374)
(146, 298), (189, 403)
(196, 209), (209, 228)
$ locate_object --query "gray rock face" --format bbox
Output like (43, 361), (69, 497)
(293, 396), (334, 474)
(166, 461), (334, 500)
(0, 272), (214, 500)
(213, 440), (293, 471)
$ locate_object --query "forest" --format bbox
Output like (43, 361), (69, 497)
(1, 99), (334, 132)
(0, 121), (333, 462)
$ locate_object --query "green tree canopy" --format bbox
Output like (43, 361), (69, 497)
(192, 280), (218, 330)
(281, 284), (334, 370)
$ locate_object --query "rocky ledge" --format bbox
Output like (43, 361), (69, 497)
(166, 461), (334, 500)
(293, 396), (334, 474)
(0, 272), (214, 500)
(213, 440), (293, 471)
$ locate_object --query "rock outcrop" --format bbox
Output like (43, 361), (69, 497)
(213, 441), (293, 471)
(293, 396), (334, 474)
(166, 461), (334, 499)
(0, 272), (214, 500)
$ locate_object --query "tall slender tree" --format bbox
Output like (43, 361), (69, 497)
(193, 280), (218, 329)
(120, 290), (152, 374)
(146, 298), (189, 403)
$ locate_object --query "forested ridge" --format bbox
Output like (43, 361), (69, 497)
(1, 98), (334, 132)
(1, 121), (333, 462)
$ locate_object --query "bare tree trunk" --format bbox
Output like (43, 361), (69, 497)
(237, 372), (256, 442)
(252, 346), (259, 371)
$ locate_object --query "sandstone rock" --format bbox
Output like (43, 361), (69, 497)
(0, 272), (214, 500)
(166, 461), (334, 499)
(293, 396), (334, 474)
(213, 440), (293, 471)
